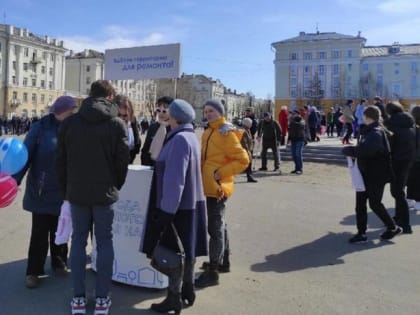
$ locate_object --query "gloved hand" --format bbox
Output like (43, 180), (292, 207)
(219, 122), (236, 135)
(55, 200), (72, 245)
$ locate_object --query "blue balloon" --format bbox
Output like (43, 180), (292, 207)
(0, 137), (28, 175)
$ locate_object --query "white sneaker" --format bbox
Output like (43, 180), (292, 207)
(94, 296), (112, 315)
(71, 297), (87, 315)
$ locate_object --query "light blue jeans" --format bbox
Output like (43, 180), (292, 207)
(70, 203), (114, 298)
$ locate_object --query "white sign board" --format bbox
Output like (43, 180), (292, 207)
(91, 165), (168, 288)
(104, 43), (181, 80)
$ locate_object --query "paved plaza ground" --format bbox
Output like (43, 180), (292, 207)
(0, 135), (419, 315)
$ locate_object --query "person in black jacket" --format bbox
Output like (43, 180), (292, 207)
(115, 95), (141, 164)
(383, 101), (416, 234)
(56, 80), (130, 315)
(343, 106), (402, 243)
(140, 96), (173, 166)
(256, 112), (282, 172)
(288, 110), (306, 174)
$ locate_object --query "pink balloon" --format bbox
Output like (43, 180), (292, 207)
(0, 173), (18, 208)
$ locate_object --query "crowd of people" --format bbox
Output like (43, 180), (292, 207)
(12, 82), (420, 314)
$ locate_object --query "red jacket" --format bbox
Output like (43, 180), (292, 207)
(278, 109), (289, 136)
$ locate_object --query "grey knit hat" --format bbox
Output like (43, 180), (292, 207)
(169, 99), (196, 124)
(204, 99), (225, 115)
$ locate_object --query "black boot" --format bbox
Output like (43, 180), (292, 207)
(247, 175), (258, 183)
(195, 266), (219, 288)
(181, 282), (195, 307)
(220, 252), (231, 273)
(151, 291), (182, 314)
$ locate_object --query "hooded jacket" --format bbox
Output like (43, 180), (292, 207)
(56, 97), (130, 206)
(201, 117), (249, 199)
(384, 112), (416, 162)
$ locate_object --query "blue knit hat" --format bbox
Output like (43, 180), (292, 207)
(169, 99), (196, 124)
(204, 99), (225, 115)
(50, 96), (77, 115)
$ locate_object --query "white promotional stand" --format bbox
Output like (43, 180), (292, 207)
(91, 165), (168, 288)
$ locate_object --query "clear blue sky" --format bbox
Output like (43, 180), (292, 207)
(2, 0), (420, 98)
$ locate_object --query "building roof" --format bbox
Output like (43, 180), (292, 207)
(361, 44), (420, 57)
(272, 31), (366, 46)
(67, 49), (104, 59)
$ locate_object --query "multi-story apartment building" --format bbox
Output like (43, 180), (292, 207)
(0, 24), (66, 118)
(156, 74), (249, 121)
(65, 49), (156, 117)
(271, 31), (420, 115)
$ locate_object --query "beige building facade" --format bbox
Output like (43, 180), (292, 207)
(0, 24), (66, 118)
(272, 31), (420, 117)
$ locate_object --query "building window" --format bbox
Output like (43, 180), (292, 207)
(32, 93), (37, 104)
(11, 76), (17, 84)
(12, 61), (16, 70)
(86, 77), (91, 84)
(41, 66), (45, 74)
(23, 93), (28, 102)
(49, 67), (53, 75)
(333, 64), (339, 75)
(32, 78), (36, 87)
(304, 65), (310, 74)
(49, 81), (53, 89)
(332, 50), (340, 59)
(23, 77), (28, 86)
(319, 51), (326, 59)
(41, 94), (45, 103)
(333, 77), (340, 88)
(377, 63), (383, 74)
(86, 65), (91, 72)
(411, 75), (417, 86)
(304, 52), (312, 60)
(411, 62), (417, 73)
(290, 88), (297, 97)
(362, 63), (368, 72)
(319, 65), (325, 75)
(290, 65), (297, 76)
(290, 77), (297, 87)
(348, 64), (352, 71)
(86, 88), (90, 95)
(304, 77), (311, 87)
(23, 63), (29, 71)
(347, 50), (352, 58)
(41, 80), (45, 88)
(43, 52), (48, 60)
(14, 45), (18, 55)
(50, 54), (54, 61)
(24, 47), (29, 57)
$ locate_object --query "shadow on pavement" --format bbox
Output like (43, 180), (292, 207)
(0, 258), (166, 315)
(250, 231), (393, 273)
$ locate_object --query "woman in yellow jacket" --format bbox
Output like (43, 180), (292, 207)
(195, 99), (249, 288)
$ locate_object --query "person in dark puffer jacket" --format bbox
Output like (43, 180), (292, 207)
(56, 80), (130, 315)
(343, 106), (402, 243)
(383, 101), (416, 234)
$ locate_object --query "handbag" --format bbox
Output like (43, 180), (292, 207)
(347, 157), (365, 192)
(151, 223), (185, 276)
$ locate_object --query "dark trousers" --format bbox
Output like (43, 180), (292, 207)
(27, 213), (68, 275)
(261, 141), (279, 169)
(206, 197), (229, 266)
(390, 160), (411, 227)
(355, 182), (395, 234)
(327, 123), (335, 137)
(336, 123), (343, 137)
(343, 123), (353, 142)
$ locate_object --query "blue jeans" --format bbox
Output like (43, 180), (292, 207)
(70, 203), (114, 298)
(291, 140), (304, 172)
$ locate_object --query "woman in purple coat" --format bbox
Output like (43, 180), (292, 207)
(141, 99), (207, 314)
